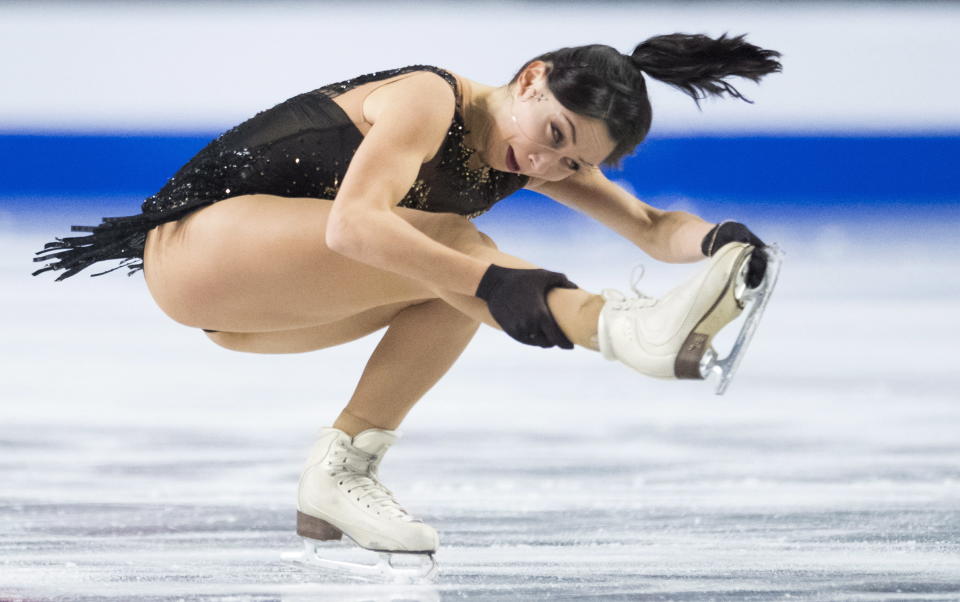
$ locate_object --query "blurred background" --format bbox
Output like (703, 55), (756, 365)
(3, 0), (958, 227)
(2, 1), (959, 600)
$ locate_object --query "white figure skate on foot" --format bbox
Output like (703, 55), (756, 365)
(281, 427), (439, 583)
(598, 241), (782, 394)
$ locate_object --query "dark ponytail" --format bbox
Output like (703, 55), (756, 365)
(511, 33), (782, 168)
(631, 33), (783, 106)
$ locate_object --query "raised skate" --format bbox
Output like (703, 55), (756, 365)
(598, 242), (783, 394)
(281, 427), (439, 583)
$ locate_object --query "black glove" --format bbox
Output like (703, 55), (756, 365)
(701, 221), (767, 289)
(475, 264), (577, 349)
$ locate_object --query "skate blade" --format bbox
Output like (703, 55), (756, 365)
(700, 244), (784, 395)
(282, 538), (439, 584)
(675, 243), (753, 380)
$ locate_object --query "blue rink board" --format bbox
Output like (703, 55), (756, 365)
(1, 133), (958, 223)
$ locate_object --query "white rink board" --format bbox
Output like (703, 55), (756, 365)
(1, 1), (959, 134)
(2, 218), (959, 600)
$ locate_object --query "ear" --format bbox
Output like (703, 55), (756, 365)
(516, 60), (551, 100)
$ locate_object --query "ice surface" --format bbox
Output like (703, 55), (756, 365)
(2, 214), (960, 600)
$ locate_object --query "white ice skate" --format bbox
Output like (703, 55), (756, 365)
(281, 427), (439, 583)
(598, 242), (782, 394)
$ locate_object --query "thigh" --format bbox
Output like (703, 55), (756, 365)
(143, 195), (473, 332)
(205, 300), (411, 353)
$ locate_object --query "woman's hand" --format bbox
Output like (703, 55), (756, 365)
(701, 221), (767, 288)
(475, 265), (577, 349)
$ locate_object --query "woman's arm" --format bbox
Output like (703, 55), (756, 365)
(527, 169), (712, 263)
(326, 73), (489, 296)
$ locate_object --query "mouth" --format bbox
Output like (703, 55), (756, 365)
(505, 146), (521, 172)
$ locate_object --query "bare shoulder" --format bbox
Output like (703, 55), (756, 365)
(357, 71), (457, 164)
(362, 70), (457, 128)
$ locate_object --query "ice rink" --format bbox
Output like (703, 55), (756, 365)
(3, 1), (959, 599)
(2, 210), (959, 600)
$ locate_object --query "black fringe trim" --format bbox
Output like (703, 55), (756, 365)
(32, 212), (160, 281)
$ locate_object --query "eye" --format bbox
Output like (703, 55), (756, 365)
(551, 124), (563, 145)
(551, 125), (578, 170)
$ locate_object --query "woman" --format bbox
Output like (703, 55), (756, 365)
(34, 33), (781, 574)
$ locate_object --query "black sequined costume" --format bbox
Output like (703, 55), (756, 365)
(33, 65), (528, 281)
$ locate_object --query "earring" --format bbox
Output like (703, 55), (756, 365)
(537, 94), (546, 102)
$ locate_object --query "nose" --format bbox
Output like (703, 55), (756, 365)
(527, 148), (564, 176)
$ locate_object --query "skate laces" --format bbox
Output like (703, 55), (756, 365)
(329, 441), (414, 521)
(629, 264), (649, 298)
(601, 264), (656, 309)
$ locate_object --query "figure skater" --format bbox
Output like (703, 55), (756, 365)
(34, 33), (782, 578)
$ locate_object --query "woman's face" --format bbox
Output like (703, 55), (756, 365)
(496, 62), (616, 181)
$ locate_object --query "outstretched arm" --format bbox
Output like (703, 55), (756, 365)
(530, 168), (769, 285)
(527, 168), (712, 263)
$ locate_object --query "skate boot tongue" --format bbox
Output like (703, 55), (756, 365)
(351, 428), (400, 457)
(346, 429), (412, 520)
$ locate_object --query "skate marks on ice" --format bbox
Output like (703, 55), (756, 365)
(3, 229), (960, 599)
(2, 418), (960, 600)
(282, 537), (439, 584)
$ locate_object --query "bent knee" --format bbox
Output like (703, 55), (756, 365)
(453, 227), (498, 256)
(405, 212), (487, 248)
(436, 217), (498, 254)
(395, 208), (500, 257)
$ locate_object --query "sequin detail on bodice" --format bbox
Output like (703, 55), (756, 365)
(141, 65), (528, 221)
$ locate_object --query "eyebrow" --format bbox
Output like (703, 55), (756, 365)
(562, 114), (596, 168)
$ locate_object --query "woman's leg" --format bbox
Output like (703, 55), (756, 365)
(144, 195), (600, 437)
(205, 298), (480, 437)
(428, 231), (603, 350)
(331, 298), (480, 436)
(144, 194), (602, 346)
(204, 301), (412, 354)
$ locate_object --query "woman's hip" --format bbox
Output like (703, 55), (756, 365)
(142, 195), (438, 332)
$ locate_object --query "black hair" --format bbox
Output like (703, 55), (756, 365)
(511, 33), (782, 168)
